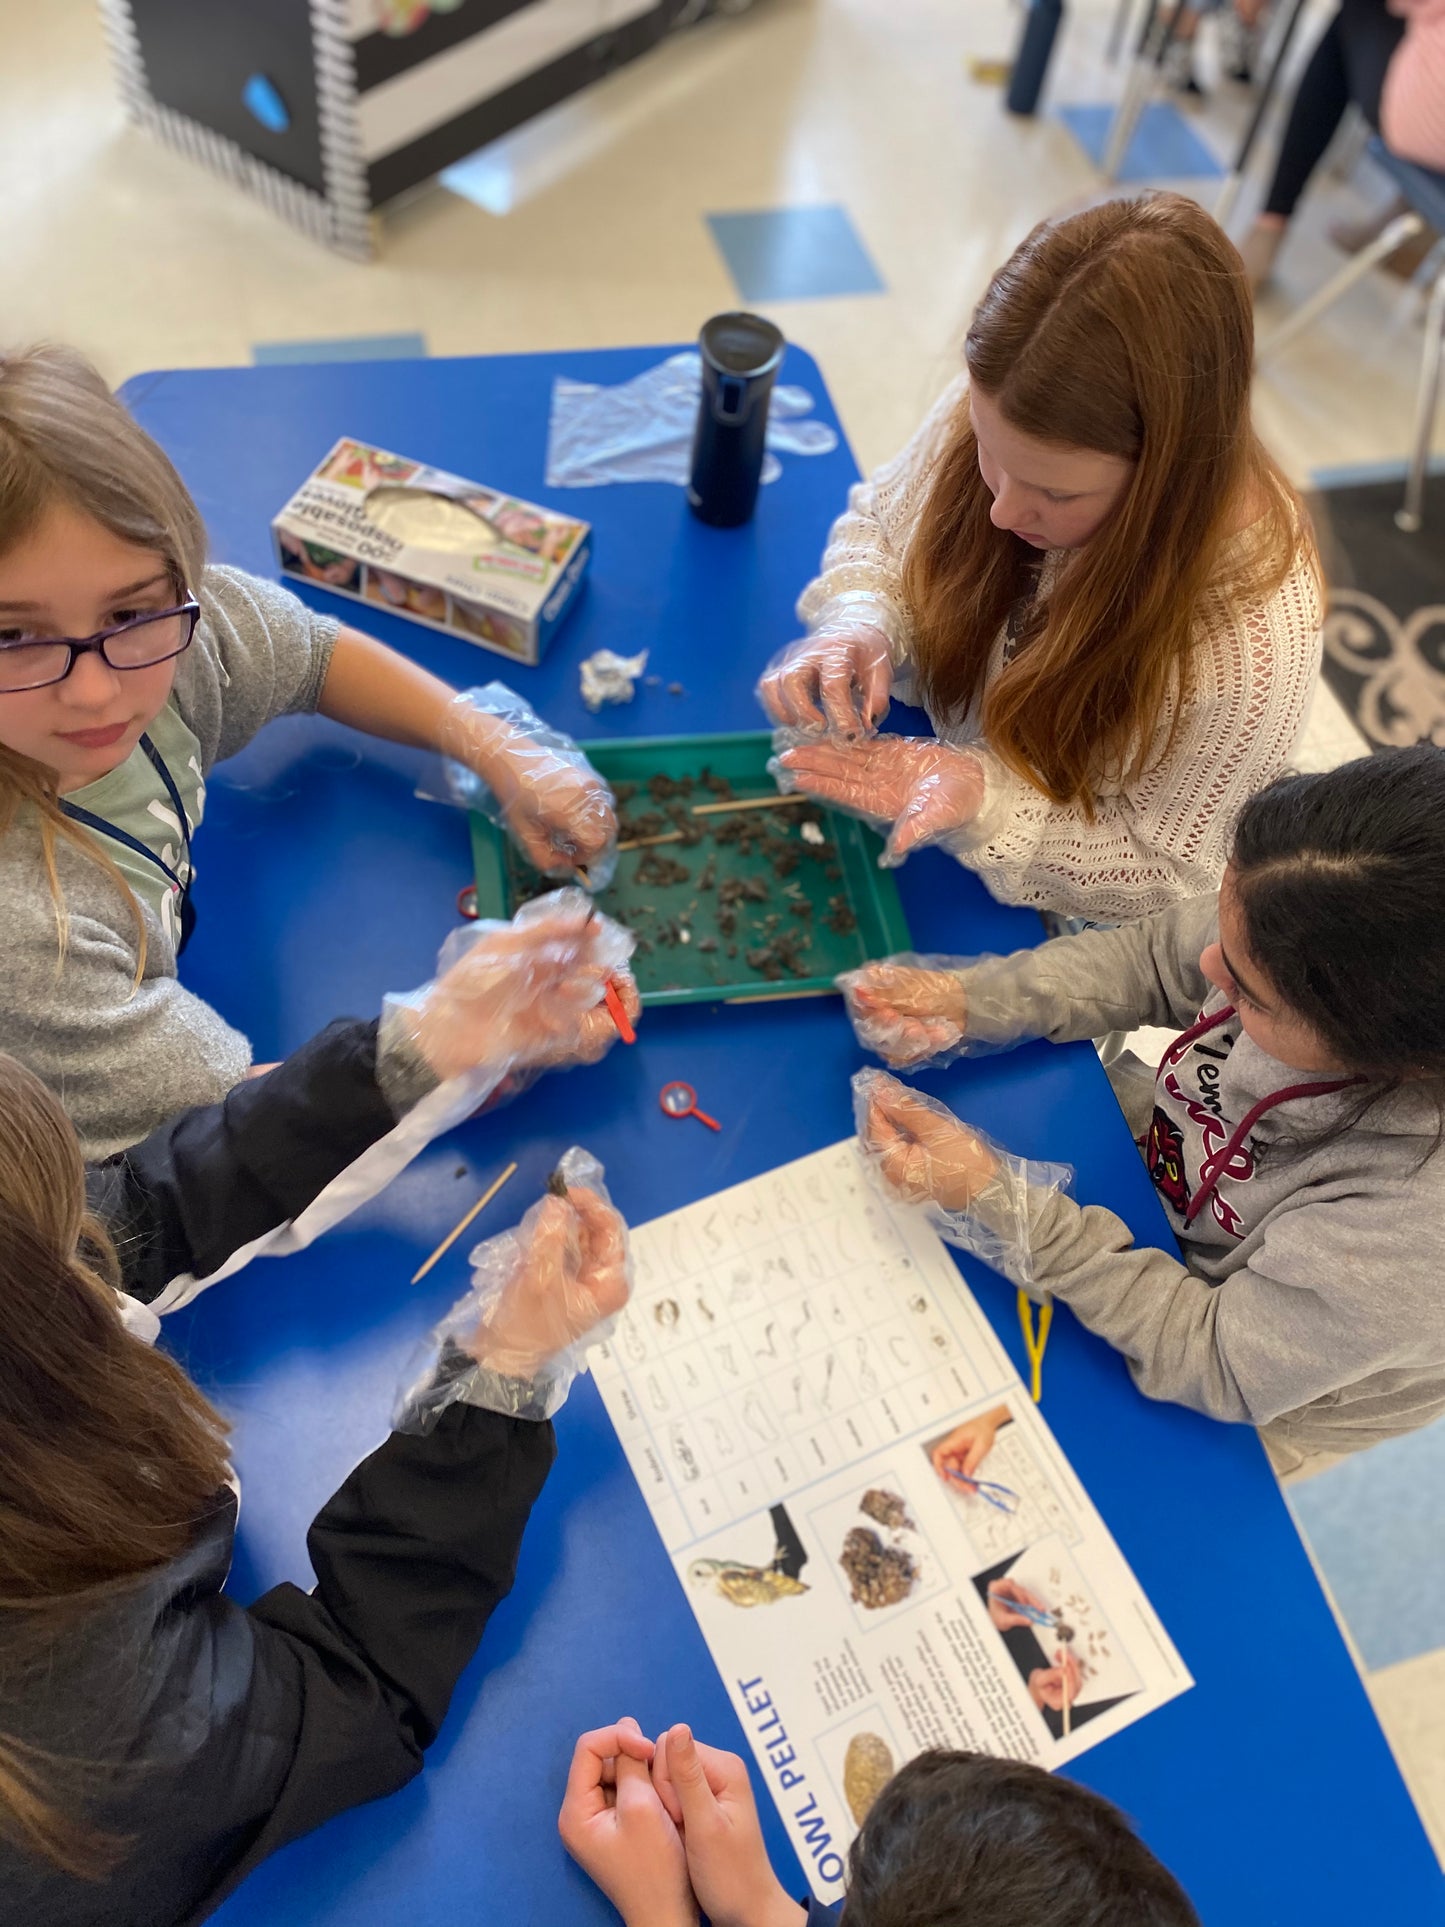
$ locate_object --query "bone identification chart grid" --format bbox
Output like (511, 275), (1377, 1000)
(590, 1140), (1192, 1900)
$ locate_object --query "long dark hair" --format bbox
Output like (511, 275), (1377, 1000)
(901, 192), (1316, 815)
(1232, 746), (1445, 1083)
(0, 1053), (231, 1878)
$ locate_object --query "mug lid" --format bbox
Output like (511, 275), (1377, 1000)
(699, 311), (785, 378)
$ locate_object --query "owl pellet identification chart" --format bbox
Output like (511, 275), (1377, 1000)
(590, 1139), (1192, 1903)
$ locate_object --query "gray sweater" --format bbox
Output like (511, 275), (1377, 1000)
(0, 567), (338, 1157)
(960, 899), (1445, 1457)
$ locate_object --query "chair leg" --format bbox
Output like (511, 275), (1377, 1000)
(1106, 0), (1139, 64)
(1100, 57), (1154, 179)
(1258, 212), (1425, 360)
(1395, 267), (1445, 534)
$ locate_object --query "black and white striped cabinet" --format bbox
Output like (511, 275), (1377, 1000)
(100, 0), (731, 256)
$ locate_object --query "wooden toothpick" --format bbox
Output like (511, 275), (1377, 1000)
(690, 793), (813, 817)
(616, 830), (685, 852)
(411, 1161), (519, 1284)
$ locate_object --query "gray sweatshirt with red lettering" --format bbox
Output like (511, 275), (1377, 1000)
(954, 897), (1445, 1459)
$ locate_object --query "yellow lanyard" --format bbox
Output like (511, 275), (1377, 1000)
(1017, 1288), (1053, 1404)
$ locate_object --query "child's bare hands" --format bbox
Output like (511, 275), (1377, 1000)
(839, 960), (970, 1067)
(650, 1725), (805, 1927)
(559, 1719), (697, 1927)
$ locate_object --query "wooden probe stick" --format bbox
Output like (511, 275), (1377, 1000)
(616, 830), (685, 851)
(411, 1161), (519, 1284)
(690, 793), (814, 816)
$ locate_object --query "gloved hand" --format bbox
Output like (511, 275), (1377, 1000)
(854, 1068), (1000, 1210)
(395, 1147), (633, 1429)
(756, 625), (893, 738)
(466, 1179), (631, 1383)
(485, 742), (617, 879)
(838, 957), (972, 1068)
(436, 683), (619, 885)
(403, 889), (636, 1084)
(771, 734), (984, 865)
(852, 1068), (1073, 1291)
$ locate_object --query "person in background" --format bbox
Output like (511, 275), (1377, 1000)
(0, 344), (617, 1155)
(844, 747), (1445, 1480)
(0, 900), (635, 1927)
(759, 194), (1321, 924)
(1240, 0), (1445, 288)
(559, 1723), (1200, 1927)
(1161, 0), (1273, 96)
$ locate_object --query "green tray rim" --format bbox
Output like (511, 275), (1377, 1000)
(467, 728), (912, 1004)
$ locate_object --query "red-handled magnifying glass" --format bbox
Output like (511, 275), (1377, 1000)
(659, 1081), (721, 1131)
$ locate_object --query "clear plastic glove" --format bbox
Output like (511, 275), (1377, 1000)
(756, 625), (892, 738)
(771, 734), (984, 866)
(839, 956), (975, 1068)
(545, 350), (838, 491)
(852, 1068), (1073, 1291)
(394, 1147), (632, 1430)
(431, 683), (618, 886)
(382, 889), (636, 1106)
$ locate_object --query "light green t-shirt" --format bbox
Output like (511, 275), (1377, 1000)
(64, 702), (206, 952)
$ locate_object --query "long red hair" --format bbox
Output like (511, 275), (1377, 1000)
(902, 193), (1317, 812)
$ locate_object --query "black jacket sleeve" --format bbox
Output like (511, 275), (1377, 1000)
(178, 1401), (556, 1927)
(87, 1017), (401, 1303)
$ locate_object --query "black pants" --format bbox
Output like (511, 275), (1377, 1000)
(1263, 0), (1406, 218)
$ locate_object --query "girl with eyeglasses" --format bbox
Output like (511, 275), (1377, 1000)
(0, 345), (616, 1155)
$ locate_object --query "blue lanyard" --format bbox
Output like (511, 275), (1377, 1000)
(60, 733), (195, 925)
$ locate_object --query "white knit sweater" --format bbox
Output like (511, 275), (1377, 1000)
(796, 376), (1323, 920)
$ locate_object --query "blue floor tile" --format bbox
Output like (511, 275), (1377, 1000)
(705, 206), (885, 303)
(1289, 1418), (1445, 1672)
(252, 332), (428, 365)
(1055, 101), (1224, 182)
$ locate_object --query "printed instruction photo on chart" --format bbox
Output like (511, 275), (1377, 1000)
(590, 1138), (1193, 1902)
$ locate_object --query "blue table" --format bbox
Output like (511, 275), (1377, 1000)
(122, 349), (1444, 1927)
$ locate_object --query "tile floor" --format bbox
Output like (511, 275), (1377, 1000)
(3, 0), (1441, 1877)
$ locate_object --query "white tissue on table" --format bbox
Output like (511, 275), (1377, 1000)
(580, 648), (649, 712)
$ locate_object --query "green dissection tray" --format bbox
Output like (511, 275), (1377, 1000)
(468, 730), (912, 1006)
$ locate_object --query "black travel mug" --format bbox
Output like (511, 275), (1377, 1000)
(1005, 0), (1064, 115)
(687, 312), (785, 528)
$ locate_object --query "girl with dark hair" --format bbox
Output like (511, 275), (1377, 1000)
(759, 192), (1322, 922)
(843, 746), (1445, 1475)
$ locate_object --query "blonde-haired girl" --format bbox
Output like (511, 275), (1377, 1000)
(0, 345), (614, 1155)
(761, 192), (1323, 921)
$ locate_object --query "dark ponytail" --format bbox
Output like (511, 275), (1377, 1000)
(1232, 745), (1445, 1082)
